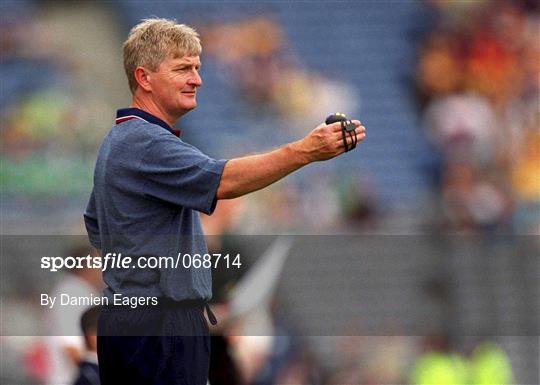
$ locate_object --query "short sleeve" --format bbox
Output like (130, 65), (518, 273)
(139, 134), (227, 214)
(83, 189), (101, 249)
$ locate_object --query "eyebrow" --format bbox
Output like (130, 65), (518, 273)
(173, 61), (201, 68)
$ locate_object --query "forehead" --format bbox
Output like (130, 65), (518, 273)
(162, 54), (201, 67)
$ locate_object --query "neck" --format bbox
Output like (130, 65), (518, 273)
(131, 93), (181, 127)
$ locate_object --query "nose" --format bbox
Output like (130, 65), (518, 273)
(188, 69), (202, 87)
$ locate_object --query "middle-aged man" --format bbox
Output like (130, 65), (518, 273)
(84, 18), (365, 385)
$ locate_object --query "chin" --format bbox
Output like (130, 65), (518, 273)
(183, 103), (197, 111)
(176, 105), (196, 116)
(177, 99), (197, 111)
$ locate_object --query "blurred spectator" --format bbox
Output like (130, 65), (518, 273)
(440, 162), (512, 232)
(423, 0), (490, 30)
(416, 31), (463, 108)
(511, 126), (540, 233)
(201, 202), (249, 385)
(464, 12), (523, 109)
(410, 337), (514, 385)
(470, 341), (513, 385)
(45, 244), (102, 385)
(73, 306), (101, 385)
(422, 92), (498, 164)
(336, 174), (379, 230)
(410, 336), (469, 385)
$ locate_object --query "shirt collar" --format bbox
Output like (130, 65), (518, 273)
(116, 108), (181, 137)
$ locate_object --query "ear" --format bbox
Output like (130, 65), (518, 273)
(134, 66), (153, 92)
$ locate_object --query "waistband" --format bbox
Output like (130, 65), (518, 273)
(156, 298), (206, 307)
(157, 298), (218, 326)
(102, 297), (217, 325)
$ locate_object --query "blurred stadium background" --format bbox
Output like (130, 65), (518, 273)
(1, 0), (539, 384)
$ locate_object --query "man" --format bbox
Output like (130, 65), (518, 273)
(84, 18), (365, 385)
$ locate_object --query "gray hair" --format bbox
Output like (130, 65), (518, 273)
(123, 18), (202, 92)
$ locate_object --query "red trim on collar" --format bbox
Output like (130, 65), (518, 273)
(115, 115), (181, 137)
(115, 115), (148, 125)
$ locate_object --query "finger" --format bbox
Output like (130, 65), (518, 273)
(350, 119), (362, 128)
(336, 131), (366, 150)
(328, 119), (361, 133)
(333, 125), (366, 143)
(327, 122), (344, 133)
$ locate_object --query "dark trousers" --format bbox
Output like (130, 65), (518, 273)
(97, 303), (210, 385)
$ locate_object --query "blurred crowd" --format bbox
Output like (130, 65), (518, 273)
(1, 1), (111, 197)
(417, 0), (540, 234)
(200, 17), (358, 131)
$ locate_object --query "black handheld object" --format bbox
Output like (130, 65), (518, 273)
(325, 113), (357, 152)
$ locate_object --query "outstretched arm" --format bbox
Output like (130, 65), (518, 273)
(216, 120), (366, 200)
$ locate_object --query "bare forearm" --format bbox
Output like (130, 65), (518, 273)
(216, 142), (308, 199)
(216, 119), (366, 200)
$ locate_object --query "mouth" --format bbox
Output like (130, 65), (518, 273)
(181, 91), (196, 96)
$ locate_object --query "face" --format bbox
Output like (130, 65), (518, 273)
(147, 54), (202, 119)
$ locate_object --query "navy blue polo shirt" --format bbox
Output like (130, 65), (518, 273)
(84, 108), (227, 302)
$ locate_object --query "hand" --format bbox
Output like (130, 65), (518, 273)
(291, 120), (366, 163)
